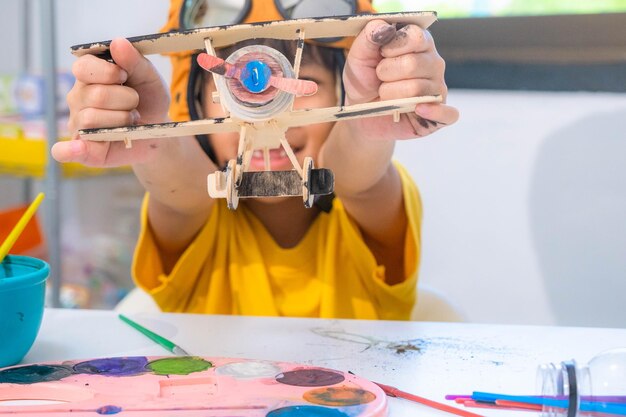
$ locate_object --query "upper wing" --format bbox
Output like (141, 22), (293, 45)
(276, 95), (443, 128)
(78, 117), (240, 142)
(71, 12), (437, 57)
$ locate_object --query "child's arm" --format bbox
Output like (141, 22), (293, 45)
(52, 38), (216, 272)
(320, 20), (459, 284)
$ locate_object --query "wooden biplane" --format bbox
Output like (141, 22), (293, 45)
(71, 12), (441, 209)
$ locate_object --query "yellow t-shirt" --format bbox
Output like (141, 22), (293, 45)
(132, 163), (422, 320)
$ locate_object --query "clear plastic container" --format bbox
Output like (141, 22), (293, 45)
(215, 45), (295, 122)
(537, 348), (626, 416)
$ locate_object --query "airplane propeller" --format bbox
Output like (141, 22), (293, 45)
(197, 53), (318, 97)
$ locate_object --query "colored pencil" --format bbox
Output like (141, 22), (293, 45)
(0, 192), (45, 263)
(118, 314), (191, 356)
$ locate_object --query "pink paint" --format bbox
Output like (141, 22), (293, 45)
(0, 357), (387, 417)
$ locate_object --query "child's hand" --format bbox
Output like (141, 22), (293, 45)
(343, 20), (459, 140)
(51, 38), (170, 167)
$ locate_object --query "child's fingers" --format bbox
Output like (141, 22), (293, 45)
(344, 20), (394, 104)
(69, 108), (139, 132)
(380, 25), (435, 58)
(400, 103), (459, 139)
(71, 84), (140, 111)
(109, 38), (163, 90)
(415, 103), (460, 127)
(71, 54), (128, 85)
(50, 138), (109, 165)
(379, 79), (441, 100)
(51, 136), (150, 167)
(376, 53), (444, 82)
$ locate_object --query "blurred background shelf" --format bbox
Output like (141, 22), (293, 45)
(0, 121), (132, 179)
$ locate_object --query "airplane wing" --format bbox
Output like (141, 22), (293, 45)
(71, 12), (437, 57)
(78, 117), (240, 142)
(78, 95), (442, 142)
(276, 95), (443, 128)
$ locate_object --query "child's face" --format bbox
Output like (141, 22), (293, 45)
(202, 59), (337, 171)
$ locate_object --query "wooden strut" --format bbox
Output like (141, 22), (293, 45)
(290, 28), (306, 112)
(204, 37), (229, 116)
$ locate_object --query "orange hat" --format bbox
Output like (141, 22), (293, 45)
(161, 0), (375, 122)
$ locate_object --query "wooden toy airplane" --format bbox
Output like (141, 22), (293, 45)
(71, 12), (442, 210)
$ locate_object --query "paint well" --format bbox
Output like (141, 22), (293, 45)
(267, 405), (349, 417)
(0, 365), (73, 384)
(276, 369), (345, 387)
(303, 387), (376, 406)
(215, 361), (281, 379)
(147, 357), (212, 376)
(96, 405), (123, 415)
(74, 357), (148, 377)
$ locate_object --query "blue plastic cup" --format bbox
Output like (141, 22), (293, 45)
(0, 255), (49, 368)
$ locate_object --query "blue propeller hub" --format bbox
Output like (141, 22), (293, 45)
(240, 60), (272, 93)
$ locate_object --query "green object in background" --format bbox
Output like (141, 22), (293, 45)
(118, 314), (191, 356)
(373, 0), (626, 17)
(0, 75), (17, 116)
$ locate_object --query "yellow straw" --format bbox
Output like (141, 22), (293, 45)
(0, 192), (45, 263)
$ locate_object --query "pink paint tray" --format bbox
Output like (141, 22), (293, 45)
(0, 356), (387, 417)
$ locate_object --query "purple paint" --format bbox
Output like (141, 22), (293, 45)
(74, 357), (148, 377)
(276, 368), (345, 387)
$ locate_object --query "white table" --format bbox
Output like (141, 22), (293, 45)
(18, 309), (626, 416)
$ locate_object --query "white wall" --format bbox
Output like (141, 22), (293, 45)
(396, 90), (626, 328)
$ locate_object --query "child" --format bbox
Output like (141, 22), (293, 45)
(52, 0), (459, 319)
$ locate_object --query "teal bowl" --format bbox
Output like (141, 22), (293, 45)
(0, 255), (49, 368)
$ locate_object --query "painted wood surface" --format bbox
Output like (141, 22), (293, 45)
(236, 169), (334, 197)
(0, 356), (387, 417)
(70, 12), (437, 57)
(78, 95), (442, 142)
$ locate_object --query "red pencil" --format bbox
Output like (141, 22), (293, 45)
(372, 381), (485, 417)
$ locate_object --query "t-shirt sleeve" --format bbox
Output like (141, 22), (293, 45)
(131, 193), (214, 312)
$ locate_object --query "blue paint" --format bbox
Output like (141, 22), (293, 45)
(96, 405), (123, 415)
(74, 357), (148, 377)
(240, 60), (271, 93)
(267, 406), (349, 417)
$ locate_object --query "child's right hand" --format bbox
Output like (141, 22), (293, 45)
(51, 38), (170, 167)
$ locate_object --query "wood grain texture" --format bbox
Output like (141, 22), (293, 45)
(70, 12), (437, 57)
(78, 95), (442, 142)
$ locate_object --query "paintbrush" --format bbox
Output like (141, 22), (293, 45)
(0, 192), (45, 264)
(353, 374), (485, 417)
(118, 314), (191, 356)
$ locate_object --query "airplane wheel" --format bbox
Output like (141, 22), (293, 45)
(226, 160), (240, 210)
(302, 157), (314, 208)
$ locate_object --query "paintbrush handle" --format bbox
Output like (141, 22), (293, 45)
(119, 314), (176, 353)
(374, 382), (485, 417)
(0, 192), (45, 262)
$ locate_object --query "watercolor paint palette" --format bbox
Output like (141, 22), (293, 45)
(0, 356), (387, 417)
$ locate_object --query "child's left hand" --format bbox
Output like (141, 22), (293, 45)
(343, 20), (459, 140)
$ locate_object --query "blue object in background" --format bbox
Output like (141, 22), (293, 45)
(0, 255), (49, 368)
(240, 60), (271, 93)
